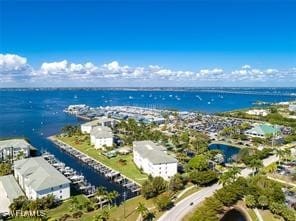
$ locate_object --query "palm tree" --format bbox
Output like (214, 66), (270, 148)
(245, 195), (256, 208)
(110, 190), (119, 206)
(275, 149), (285, 165)
(93, 208), (110, 221)
(283, 149), (291, 164)
(9, 202), (17, 217)
(249, 159), (263, 176)
(136, 202), (149, 221)
(218, 166), (241, 186)
(70, 196), (80, 212)
(229, 166), (241, 180)
(106, 191), (119, 209)
(218, 172), (232, 186)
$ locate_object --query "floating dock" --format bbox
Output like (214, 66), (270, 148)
(48, 136), (141, 195)
(42, 152), (96, 197)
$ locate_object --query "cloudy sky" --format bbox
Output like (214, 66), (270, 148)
(0, 0), (295, 87)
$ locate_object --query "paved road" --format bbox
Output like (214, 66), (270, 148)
(158, 154), (279, 221)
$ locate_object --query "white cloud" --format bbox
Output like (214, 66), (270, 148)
(0, 54), (32, 82)
(0, 54), (27, 71)
(0, 53), (295, 86)
(242, 64), (251, 69)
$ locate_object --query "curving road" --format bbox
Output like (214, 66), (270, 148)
(158, 154), (279, 221)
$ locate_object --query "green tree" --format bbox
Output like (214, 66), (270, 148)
(245, 195), (256, 208)
(136, 202), (149, 221)
(186, 154), (208, 171)
(275, 149), (285, 165)
(249, 159), (263, 176)
(154, 192), (173, 211)
(258, 195), (268, 209)
(168, 174), (184, 192)
(93, 208), (110, 221)
(0, 162), (12, 176)
(218, 167), (241, 186)
(190, 170), (218, 186)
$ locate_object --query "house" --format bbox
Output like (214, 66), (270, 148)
(133, 140), (178, 180)
(246, 109), (269, 116)
(81, 118), (115, 134)
(14, 157), (70, 200)
(0, 139), (32, 162)
(288, 104), (296, 112)
(90, 126), (113, 149)
(0, 175), (24, 215)
(245, 123), (281, 138)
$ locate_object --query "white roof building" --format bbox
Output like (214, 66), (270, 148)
(133, 141), (178, 180)
(14, 157), (70, 200)
(0, 175), (24, 215)
(81, 117), (115, 134)
(90, 126), (113, 149)
(289, 104), (296, 112)
(0, 139), (32, 161)
(246, 109), (269, 116)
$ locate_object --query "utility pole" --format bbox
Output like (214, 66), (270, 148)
(123, 191), (127, 220)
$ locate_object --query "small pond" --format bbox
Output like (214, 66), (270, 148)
(209, 143), (240, 163)
(220, 209), (247, 221)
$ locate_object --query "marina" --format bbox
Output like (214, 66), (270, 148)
(41, 151), (96, 197)
(49, 136), (141, 195)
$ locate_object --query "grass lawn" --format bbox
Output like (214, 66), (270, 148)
(46, 194), (161, 221)
(174, 186), (200, 204)
(47, 194), (90, 220)
(10, 218), (42, 221)
(259, 209), (283, 221)
(56, 135), (148, 185)
(246, 209), (258, 221)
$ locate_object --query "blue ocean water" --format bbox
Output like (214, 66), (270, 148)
(0, 88), (295, 198)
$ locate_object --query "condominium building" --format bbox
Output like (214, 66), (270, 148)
(133, 140), (178, 180)
(0, 139), (32, 162)
(14, 157), (70, 200)
(246, 109), (269, 116)
(81, 117), (115, 134)
(90, 126), (113, 149)
(0, 175), (24, 215)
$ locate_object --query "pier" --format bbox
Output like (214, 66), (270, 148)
(42, 152), (96, 197)
(48, 136), (141, 195)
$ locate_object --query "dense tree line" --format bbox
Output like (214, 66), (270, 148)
(190, 176), (296, 221)
(141, 176), (168, 199)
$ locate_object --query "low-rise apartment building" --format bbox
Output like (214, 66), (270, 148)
(133, 140), (177, 180)
(14, 157), (70, 200)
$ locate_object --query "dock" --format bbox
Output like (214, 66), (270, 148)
(48, 136), (141, 195)
(42, 152), (96, 198)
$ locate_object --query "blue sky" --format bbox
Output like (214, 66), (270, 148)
(0, 0), (295, 87)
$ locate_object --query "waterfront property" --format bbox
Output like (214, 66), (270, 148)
(0, 139), (32, 161)
(55, 135), (148, 185)
(246, 109), (269, 116)
(245, 123), (281, 138)
(90, 126), (113, 149)
(133, 140), (178, 180)
(0, 175), (24, 215)
(81, 117), (116, 133)
(14, 157), (71, 200)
